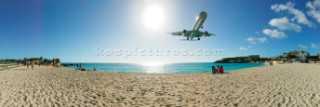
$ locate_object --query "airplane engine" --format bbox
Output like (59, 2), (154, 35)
(204, 31), (208, 35)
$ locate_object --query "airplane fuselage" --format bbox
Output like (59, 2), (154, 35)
(170, 11), (213, 41)
(189, 11), (207, 40)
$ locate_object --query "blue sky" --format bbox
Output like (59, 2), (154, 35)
(0, 0), (319, 63)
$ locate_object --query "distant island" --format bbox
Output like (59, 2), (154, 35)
(215, 55), (270, 63)
(215, 50), (320, 63)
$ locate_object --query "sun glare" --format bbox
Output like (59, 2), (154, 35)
(143, 5), (164, 29)
(140, 62), (165, 67)
(139, 62), (165, 73)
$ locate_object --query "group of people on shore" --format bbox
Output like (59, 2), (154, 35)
(211, 65), (224, 74)
(25, 60), (57, 70)
(76, 63), (96, 71)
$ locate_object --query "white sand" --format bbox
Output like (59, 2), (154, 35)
(0, 63), (320, 106)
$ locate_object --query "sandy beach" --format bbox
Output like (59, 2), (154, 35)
(0, 64), (19, 71)
(0, 63), (320, 106)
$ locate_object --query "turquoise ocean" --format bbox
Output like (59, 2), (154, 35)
(63, 62), (265, 74)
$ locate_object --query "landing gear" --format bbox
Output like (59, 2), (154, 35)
(197, 37), (200, 40)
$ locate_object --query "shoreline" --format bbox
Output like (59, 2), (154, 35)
(0, 64), (20, 71)
(62, 62), (266, 74)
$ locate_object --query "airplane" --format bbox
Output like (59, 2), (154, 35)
(169, 11), (215, 41)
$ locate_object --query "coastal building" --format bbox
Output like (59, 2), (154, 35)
(276, 50), (310, 63)
(286, 50), (310, 63)
(282, 53), (289, 58)
(216, 50), (312, 63)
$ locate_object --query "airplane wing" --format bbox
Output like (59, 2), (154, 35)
(169, 30), (193, 37)
(199, 31), (215, 37)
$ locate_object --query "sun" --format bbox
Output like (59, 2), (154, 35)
(143, 5), (164, 29)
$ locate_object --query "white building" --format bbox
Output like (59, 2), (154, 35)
(287, 50), (310, 62)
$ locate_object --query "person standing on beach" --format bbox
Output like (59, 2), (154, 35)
(26, 60), (30, 69)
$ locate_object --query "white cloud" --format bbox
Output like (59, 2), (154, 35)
(239, 46), (248, 51)
(246, 37), (267, 44)
(246, 37), (256, 44)
(239, 45), (251, 51)
(306, 0), (320, 24)
(271, 2), (313, 27)
(257, 37), (267, 43)
(311, 42), (319, 48)
(269, 17), (301, 32)
(299, 44), (308, 49)
(262, 29), (287, 39)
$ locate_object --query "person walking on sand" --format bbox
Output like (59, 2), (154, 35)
(270, 61), (273, 66)
(79, 63), (82, 70)
(76, 64), (79, 69)
(31, 61), (34, 70)
(94, 67), (96, 71)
